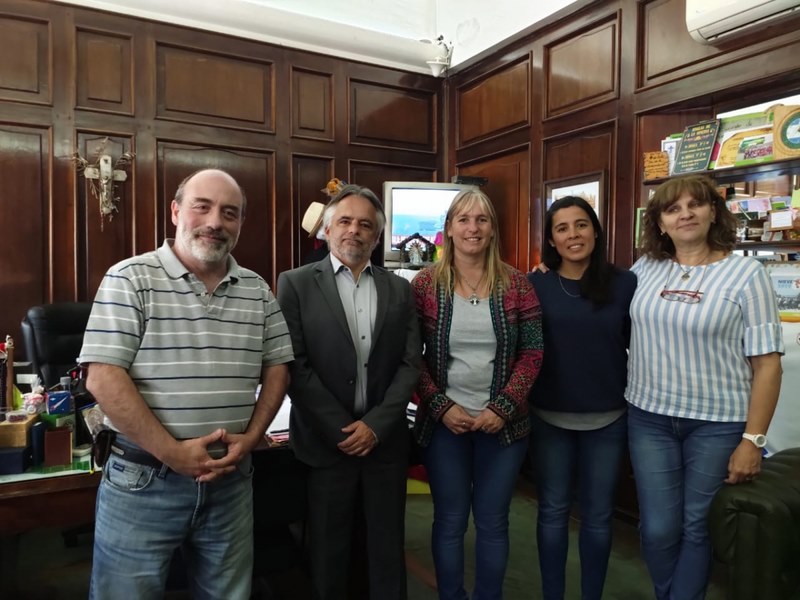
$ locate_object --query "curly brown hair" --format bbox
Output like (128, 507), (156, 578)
(640, 175), (738, 259)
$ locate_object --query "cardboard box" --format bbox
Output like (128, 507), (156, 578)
(0, 413), (38, 448)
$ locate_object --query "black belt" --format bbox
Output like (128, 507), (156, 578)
(110, 437), (166, 470)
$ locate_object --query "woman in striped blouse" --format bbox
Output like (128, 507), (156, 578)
(626, 174), (784, 600)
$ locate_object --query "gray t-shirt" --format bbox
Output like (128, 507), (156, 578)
(445, 294), (496, 416)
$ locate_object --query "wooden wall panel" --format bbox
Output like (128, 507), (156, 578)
(638, 0), (800, 93)
(545, 15), (619, 118)
(292, 68), (334, 141)
(0, 16), (50, 105)
(349, 81), (436, 152)
(76, 29), (133, 115)
(75, 133), (135, 299)
(0, 125), (50, 348)
(457, 58), (530, 148)
(349, 162), (437, 203)
(156, 44), (274, 132)
(459, 149), (531, 270)
(292, 154), (334, 266)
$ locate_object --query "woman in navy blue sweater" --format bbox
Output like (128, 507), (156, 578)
(527, 196), (636, 600)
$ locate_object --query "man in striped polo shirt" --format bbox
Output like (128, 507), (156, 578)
(79, 169), (293, 599)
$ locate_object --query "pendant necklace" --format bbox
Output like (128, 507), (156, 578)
(557, 273), (581, 298)
(675, 250), (711, 280)
(460, 273), (483, 306)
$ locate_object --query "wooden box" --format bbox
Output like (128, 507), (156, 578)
(0, 414), (38, 448)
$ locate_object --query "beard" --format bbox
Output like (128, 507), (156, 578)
(331, 235), (374, 266)
(179, 226), (236, 264)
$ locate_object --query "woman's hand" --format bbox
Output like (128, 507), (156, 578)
(471, 408), (504, 434)
(725, 440), (763, 484)
(441, 405), (476, 435)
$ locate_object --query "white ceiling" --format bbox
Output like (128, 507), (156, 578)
(56, 0), (580, 74)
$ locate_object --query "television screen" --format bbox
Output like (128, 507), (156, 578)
(382, 181), (477, 263)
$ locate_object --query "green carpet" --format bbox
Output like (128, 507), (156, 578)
(11, 483), (732, 599)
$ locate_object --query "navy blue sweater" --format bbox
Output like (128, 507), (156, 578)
(527, 268), (637, 413)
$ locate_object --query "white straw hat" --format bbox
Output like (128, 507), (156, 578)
(301, 201), (326, 237)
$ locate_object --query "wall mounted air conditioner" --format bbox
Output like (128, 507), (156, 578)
(686, 0), (800, 44)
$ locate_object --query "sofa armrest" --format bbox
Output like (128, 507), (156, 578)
(709, 447), (800, 600)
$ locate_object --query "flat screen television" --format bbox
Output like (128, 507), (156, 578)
(382, 181), (478, 264)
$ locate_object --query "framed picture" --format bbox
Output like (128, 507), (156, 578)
(661, 137), (682, 175)
(543, 171), (605, 221)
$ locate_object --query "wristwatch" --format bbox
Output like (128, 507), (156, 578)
(742, 432), (767, 448)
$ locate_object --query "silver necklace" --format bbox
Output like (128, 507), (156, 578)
(459, 273), (483, 306)
(557, 274), (581, 298)
(675, 250), (711, 280)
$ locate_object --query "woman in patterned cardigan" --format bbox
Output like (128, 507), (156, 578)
(411, 189), (543, 600)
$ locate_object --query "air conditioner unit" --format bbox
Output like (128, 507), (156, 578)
(686, 0), (800, 44)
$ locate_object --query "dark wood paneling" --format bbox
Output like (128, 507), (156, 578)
(544, 125), (615, 260)
(156, 44), (274, 132)
(0, 125), (50, 350)
(156, 142), (276, 283)
(638, 0), (800, 93)
(349, 81), (436, 152)
(292, 154), (334, 266)
(349, 162), (437, 203)
(457, 58), (530, 148)
(0, 15), (50, 105)
(75, 133), (135, 299)
(640, 0), (715, 85)
(545, 14), (619, 118)
(292, 67), (334, 141)
(459, 148), (531, 271)
(76, 29), (133, 115)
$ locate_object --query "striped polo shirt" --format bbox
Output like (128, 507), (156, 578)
(79, 240), (294, 439)
(626, 253), (784, 423)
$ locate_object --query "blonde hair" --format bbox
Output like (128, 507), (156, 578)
(432, 189), (511, 296)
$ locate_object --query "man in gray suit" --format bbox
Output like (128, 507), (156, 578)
(276, 184), (421, 600)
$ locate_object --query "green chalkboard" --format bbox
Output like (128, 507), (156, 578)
(672, 119), (720, 175)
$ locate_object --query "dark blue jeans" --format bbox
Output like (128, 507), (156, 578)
(424, 423), (528, 600)
(628, 404), (745, 600)
(530, 413), (627, 600)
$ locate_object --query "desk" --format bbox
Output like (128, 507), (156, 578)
(0, 471), (100, 535)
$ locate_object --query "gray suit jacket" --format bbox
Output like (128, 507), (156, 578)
(276, 258), (422, 468)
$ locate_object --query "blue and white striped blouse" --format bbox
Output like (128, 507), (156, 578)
(626, 253), (784, 422)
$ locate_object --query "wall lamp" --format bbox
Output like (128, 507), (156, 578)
(426, 35), (453, 77)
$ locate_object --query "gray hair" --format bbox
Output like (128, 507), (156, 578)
(322, 184), (386, 232)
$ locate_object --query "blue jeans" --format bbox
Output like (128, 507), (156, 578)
(530, 413), (627, 600)
(90, 452), (254, 600)
(628, 404), (745, 600)
(425, 423), (528, 600)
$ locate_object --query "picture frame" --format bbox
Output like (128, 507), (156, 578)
(543, 171), (605, 222)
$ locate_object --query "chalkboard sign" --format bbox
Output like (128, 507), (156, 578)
(672, 119), (720, 175)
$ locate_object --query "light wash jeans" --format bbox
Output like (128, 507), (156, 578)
(530, 413), (627, 600)
(424, 422), (528, 600)
(628, 404), (745, 600)
(90, 452), (254, 600)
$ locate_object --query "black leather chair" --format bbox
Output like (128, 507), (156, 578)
(709, 447), (800, 600)
(20, 302), (92, 388)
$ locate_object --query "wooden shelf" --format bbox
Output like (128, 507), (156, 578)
(735, 240), (800, 252)
(644, 157), (800, 186)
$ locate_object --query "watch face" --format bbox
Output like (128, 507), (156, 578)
(744, 433), (767, 448)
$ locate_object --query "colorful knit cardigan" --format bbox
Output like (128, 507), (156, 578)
(411, 266), (544, 448)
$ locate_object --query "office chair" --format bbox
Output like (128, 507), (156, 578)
(20, 302), (92, 389)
